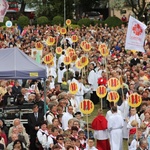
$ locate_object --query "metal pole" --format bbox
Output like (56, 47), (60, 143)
(44, 79), (47, 114)
(64, 0), (66, 26)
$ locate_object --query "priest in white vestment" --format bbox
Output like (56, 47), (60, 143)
(108, 106), (124, 150)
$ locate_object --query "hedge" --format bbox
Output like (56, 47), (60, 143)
(77, 18), (92, 27)
(0, 16), (9, 26)
(37, 16), (49, 25)
(70, 24), (80, 29)
(1, 16), (124, 28)
(17, 16), (29, 28)
(104, 16), (123, 27)
(52, 16), (64, 26)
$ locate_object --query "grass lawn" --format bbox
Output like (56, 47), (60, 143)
(83, 103), (128, 150)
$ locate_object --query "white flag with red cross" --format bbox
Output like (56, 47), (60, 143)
(0, 0), (9, 22)
(125, 16), (147, 53)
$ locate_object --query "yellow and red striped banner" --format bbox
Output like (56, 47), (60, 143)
(128, 93), (142, 107)
(107, 91), (119, 103)
(96, 85), (107, 98)
(107, 77), (120, 91)
(80, 99), (94, 114)
(69, 82), (78, 95)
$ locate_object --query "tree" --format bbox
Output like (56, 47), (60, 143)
(110, 0), (147, 21)
(126, 0), (147, 20)
(109, 0), (125, 10)
(20, 0), (26, 13)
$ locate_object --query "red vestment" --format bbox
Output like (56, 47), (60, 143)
(92, 115), (110, 150)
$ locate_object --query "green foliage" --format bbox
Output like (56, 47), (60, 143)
(104, 16), (123, 27)
(77, 18), (92, 27)
(52, 16), (64, 26)
(12, 20), (18, 26)
(1, 26), (6, 30)
(17, 16), (29, 28)
(71, 19), (77, 25)
(0, 17), (9, 26)
(90, 20), (104, 26)
(37, 16), (49, 26)
(70, 24), (80, 29)
(109, 0), (125, 10)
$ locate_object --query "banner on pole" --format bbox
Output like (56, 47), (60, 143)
(0, 0), (9, 22)
(125, 16), (147, 53)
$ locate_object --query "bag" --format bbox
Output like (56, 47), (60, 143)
(35, 137), (42, 149)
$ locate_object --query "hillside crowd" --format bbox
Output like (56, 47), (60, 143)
(0, 20), (150, 150)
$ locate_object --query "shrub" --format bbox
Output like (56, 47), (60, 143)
(71, 19), (77, 25)
(104, 16), (123, 27)
(12, 20), (18, 26)
(52, 16), (64, 26)
(70, 24), (80, 29)
(77, 18), (92, 27)
(1, 26), (6, 30)
(0, 16), (9, 26)
(90, 20), (104, 26)
(17, 16), (29, 28)
(37, 16), (49, 26)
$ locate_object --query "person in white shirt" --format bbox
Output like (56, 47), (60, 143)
(69, 94), (78, 113)
(46, 124), (54, 149)
(126, 107), (141, 139)
(57, 51), (65, 69)
(108, 106), (124, 150)
(55, 135), (65, 150)
(117, 98), (130, 139)
(75, 76), (91, 112)
(106, 102), (122, 121)
(88, 62), (99, 104)
(62, 106), (74, 130)
(84, 138), (98, 150)
(44, 104), (58, 125)
(37, 121), (48, 149)
(47, 75), (55, 90)
(57, 62), (66, 84)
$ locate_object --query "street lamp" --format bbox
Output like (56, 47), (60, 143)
(64, 0), (66, 26)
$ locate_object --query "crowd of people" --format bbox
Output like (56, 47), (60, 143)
(0, 17), (150, 150)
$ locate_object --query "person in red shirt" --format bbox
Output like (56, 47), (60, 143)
(91, 109), (110, 150)
(98, 71), (107, 86)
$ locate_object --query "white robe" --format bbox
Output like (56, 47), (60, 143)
(106, 109), (122, 121)
(127, 114), (141, 139)
(47, 136), (54, 149)
(93, 130), (109, 140)
(75, 82), (91, 112)
(128, 139), (139, 150)
(88, 70), (98, 91)
(47, 67), (57, 79)
(57, 67), (66, 83)
(70, 97), (78, 113)
(57, 55), (65, 69)
(117, 100), (130, 139)
(62, 112), (73, 130)
(108, 113), (124, 150)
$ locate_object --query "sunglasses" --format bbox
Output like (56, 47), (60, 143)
(59, 138), (64, 140)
